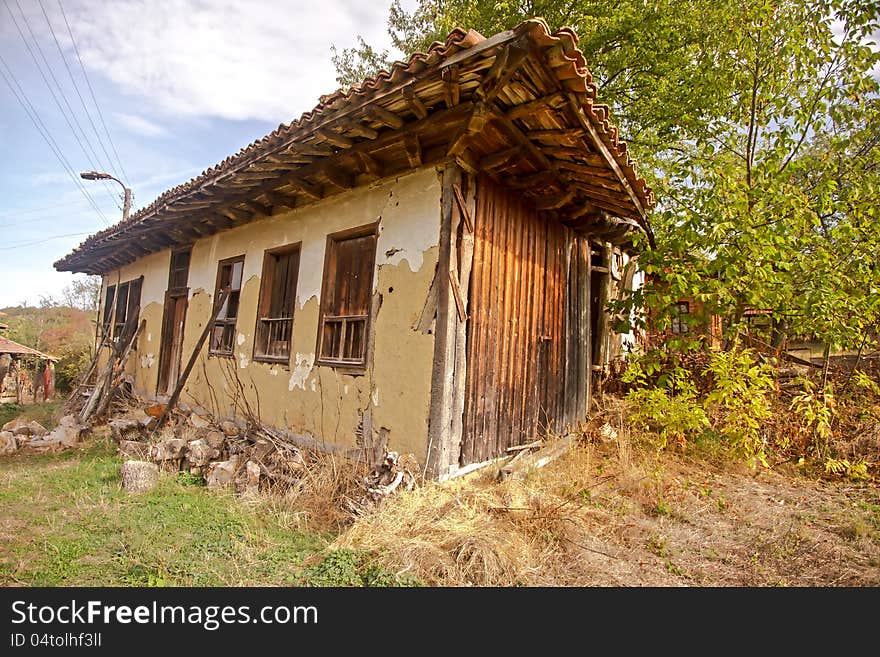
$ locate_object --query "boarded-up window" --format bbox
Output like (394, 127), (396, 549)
(671, 301), (690, 334)
(316, 225), (377, 368)
(254, 244), (300, 362)
(110, 278), (143, 339)
(210, 256), (244, 356)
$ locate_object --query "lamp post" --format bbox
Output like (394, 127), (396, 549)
(80, 170), (131, 221)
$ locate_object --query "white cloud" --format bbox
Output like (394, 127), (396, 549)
(51, 0), (406, 123)
(114, 112), (168, 137)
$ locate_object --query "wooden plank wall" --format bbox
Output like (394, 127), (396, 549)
(461, 176), (588, 466)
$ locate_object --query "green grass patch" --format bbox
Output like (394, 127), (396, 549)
(0, 441), (324, 586)
(0, 400), (61, 430)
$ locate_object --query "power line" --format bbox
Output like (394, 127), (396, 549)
(0, 53), (110, 226)
(57, 0), (131, 189)
(0, 199), (88, 219)
(38, 0), (123, 197)
(4, 0), (121, 211)
(0, 231), (91, 251)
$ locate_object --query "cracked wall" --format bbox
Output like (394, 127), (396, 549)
(99, 167), (441, 462)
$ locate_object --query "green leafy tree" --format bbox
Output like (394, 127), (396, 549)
(333, 1), (879, 359)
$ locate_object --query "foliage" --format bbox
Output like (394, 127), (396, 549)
(824, 457), (870, 481)
(703, 349), (776, 466)
(302, 549), (422, 587)
(333, 1), (880, 353)
(623, 360), (709, 448)
(2, 300), (95, 393)
(789, 378), (837, 456)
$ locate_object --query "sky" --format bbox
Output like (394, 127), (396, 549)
(0, 0), (414, 308)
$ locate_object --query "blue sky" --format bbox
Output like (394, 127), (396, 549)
(0, 0), (410, 308)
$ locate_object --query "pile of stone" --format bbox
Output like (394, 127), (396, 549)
(116, 410), (307, 496)
(0, 415), (88, 455)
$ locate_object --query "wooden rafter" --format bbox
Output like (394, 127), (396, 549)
(505, 92), (565, 120)
(403, 83), (428, 119)
(442, 64), (460, 108)
(364, 105), (404, 130)
(404, 134), (422, 168)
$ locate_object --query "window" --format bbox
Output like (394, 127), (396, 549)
(168, 249), (191, 291)
(671, 301), (690, 334)
(254, 244), (301, 362)
(104, 277), (143, 341)
(102, 284), (115, 338)
(210, 255), (244, 356)
(316, 225), (378, 368)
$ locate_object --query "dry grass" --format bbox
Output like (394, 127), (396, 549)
(246, 450), (373, 534)
(329, 406), (880, 586)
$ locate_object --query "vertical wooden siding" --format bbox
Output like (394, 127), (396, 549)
(461, 177), (573, 465)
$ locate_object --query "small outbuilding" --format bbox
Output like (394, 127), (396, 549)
(0, 335), (56, 404)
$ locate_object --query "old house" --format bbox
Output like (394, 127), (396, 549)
(54, 19), (654, 478)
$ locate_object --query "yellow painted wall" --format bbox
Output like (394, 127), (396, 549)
(99, 167), (442, 461)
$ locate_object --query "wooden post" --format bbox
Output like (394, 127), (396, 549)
(449, 172), (476, 471)
(575, 238), (591, 419)
(425, 163), (470, 478)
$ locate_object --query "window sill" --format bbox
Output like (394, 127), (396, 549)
(208, 351), (235, 358)
(253, 355), (290, 366)
(315, 359), (367, 376)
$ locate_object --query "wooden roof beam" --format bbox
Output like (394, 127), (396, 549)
(322, 165), (355, 190)
(534, 188), (576, 210)
(364, 105), (404, 130)
(404, 134), (422, 168)
(353, 151), (383, 178)
(317, 129), (355, 149)
(479, 146), (522, 171)
(337, 119), (378, 140)
(285, 178), (323, 201)
(403, 83), (428, 119)
(563, 92), (653, 245)
(443, 64), (460, 108)
(476, 38), (531, 104)
(505, 92), (566, 120)
(263, 191), (297, 210)
(448, 101), (491, 157)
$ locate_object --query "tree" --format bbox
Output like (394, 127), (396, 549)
(334, 0), (880, 353)
(62, 275), (101, 314)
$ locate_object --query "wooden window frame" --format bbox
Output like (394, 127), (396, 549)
(167, 248), (191, 293)
(671, 301), (690, 335)
(102, 277), (143, 343)
(209, 254), (245, 358)
(315, 222), (378, 372)
(253, 243), (301, 365)
(101, 283), (116, 341)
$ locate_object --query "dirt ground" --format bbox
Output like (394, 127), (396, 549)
(335, 436), (880, 586)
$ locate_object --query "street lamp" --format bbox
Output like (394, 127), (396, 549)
(80, 170), (131, 221)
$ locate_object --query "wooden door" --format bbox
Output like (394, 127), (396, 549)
(460, 177), (569, 465)
(158, 293), (187, 396)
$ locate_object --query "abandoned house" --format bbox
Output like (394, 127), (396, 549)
(54, 18), (654, 478)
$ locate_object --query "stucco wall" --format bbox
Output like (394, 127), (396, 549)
(99, 167), (442, 461)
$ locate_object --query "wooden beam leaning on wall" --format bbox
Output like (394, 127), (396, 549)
(425, 163), (475, 478)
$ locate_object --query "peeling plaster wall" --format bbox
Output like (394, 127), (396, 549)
(100, 167), (442, 462)
(99, 249), (169, 395)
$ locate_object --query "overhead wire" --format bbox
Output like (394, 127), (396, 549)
(57, 0), (131, 190)
(4, 0), (121, 211)
(0, 53), (110, 225)
(0, 231), (92, 250)
(38, 0), (123, 199)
